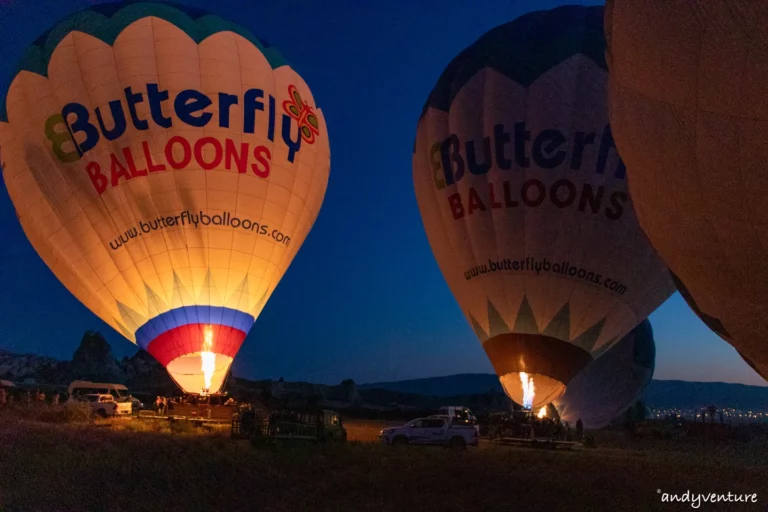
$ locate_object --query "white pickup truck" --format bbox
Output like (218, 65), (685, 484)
(379, 415), (479, 449)
(80, 394), (132, 418)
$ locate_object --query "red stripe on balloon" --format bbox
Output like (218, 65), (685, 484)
(146, 323), (247, 367)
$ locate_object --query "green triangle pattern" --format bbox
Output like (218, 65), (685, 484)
(572, 318), (606, 353)
(469, 313), (489, 343)
(512, 297), (539, 335)
(116, 301), (145, 332)
(469, 296), (608, 353)
(487, 299), (510, 338)
(542, 303), (570, 340)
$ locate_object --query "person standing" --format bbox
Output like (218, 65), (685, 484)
(576, 418), (583, 438)
(155, 396), (164, 416)
(52, 392), (60, 406)
(0, 387), (7, 408)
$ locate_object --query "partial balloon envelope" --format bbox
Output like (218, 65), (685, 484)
(671, 272), (768, 382)
(553, 319), (655, 430)
(413, 6), (673, 409)
(606, 0), (768, 382)
(0, 2), (330, 394)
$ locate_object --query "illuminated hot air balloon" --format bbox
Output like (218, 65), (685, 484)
(413, 6), (674, 409)
(606, 1), (768, 381)
(553, 319), (655, 430)
(0, 2), (330, 394)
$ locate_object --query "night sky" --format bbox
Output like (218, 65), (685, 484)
(0, 0), (764, 387)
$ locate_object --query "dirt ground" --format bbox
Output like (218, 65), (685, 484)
(0, 416), (766, 512)
(344, 418), (403, 442)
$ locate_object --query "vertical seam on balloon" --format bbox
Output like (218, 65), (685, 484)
(566, 61), (590, 342)
(573, 11), (601, 342)
(144, 16), (184, 358)
(222, 31), (245, 365)
(229, 31), (257, 323)
(57, 32), (146, 339)
(482, 66), (506, 341)
(231, 32), (246, 325)
(232, 32), (269, 322)
(568, 12), (605, 344)
(568, 51), (607, 346)
(520, 51), (532, 335)
(194, 17), (211, 366)
(452, 79), (487, 338)
(275, 73), (302, 297)
(213, 34), (234, 336)
(260, 70), (291, 324)
(149, 17), (195, 315)
(490, 70), (515, 338)
(255, 43), (283, 319)
(421, 109), (474, 341)
(102, 24), (165, 331)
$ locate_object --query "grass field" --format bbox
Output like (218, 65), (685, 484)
(0, 415), (766, 512)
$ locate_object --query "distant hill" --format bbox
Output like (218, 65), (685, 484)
(643, 380), (768, 410)
(0, 331), (176, 393)
(361, 374), (768, 410)
(5, 336), (768, 412)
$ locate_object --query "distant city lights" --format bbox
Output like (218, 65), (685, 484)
(650, 407), (768, 424)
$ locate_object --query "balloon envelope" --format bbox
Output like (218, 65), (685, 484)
(0, 2), (330, 393)
(606, 0), (768, 378)
(554, 319), (655, 430)
(671, 272), (768, 381)
(413, 5), (674, 409)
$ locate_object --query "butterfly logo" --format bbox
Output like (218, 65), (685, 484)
(282, 85), (320, 145)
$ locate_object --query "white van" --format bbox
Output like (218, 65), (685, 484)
(68, 381), (131, 403)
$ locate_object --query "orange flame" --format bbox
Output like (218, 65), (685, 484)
(519, 372), (535, 410)
(201, 326), (215, 394)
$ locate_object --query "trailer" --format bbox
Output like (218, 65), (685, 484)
(232, 407), (347, 442)
(485, 409), (586, 449)
(492, 436), (583, 450)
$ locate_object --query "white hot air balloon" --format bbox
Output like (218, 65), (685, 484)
(413, 6), (673, 409)
(0, 2), (330, 394)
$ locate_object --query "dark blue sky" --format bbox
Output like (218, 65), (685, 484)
(0, 0), (764, 386)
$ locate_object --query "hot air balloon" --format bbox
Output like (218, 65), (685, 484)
(605, 1), (768, 380)
(0, 2), (330, 394)
(553, 319), (655, 430)
(413, 5), (674, 409)
(671, 273), (768, 381)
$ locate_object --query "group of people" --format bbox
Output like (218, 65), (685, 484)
(154, 396), (173, 416)
(0, 387), (64, 408)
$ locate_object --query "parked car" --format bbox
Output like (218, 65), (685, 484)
(79, 394), (132, 418)
(379, 416), (479, 449)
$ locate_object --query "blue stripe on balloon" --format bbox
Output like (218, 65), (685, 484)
(135, 306), (255, 350)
